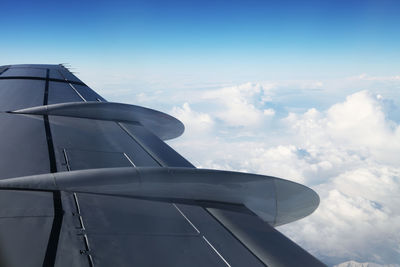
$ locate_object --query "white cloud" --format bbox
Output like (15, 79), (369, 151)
(286, 91), (400, 166)
(171, 102), (214, 136)
(165, 83), (400, 266)
(263, 108), (275, 116)
(200, 82), (274, 127)
(280, 165), (400, 265)
(334, 260), (400, 267)
(350, 74), (400, 81)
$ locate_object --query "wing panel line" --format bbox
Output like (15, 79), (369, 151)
(172, 203), (200, 234)
(202, 236), (231, 267)
(204, 208), (267, 266)
(56, 70), (87, 102)
(42, 69), (65, 267)
(0, 67), (9, 75)
(117, 122), (167, 166)
(0, 76), (86, 86)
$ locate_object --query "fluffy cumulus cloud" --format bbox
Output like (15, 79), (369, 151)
(171, 102), (214, 136)
(200, 82), (275, 127)
(164, 83), (400, 266)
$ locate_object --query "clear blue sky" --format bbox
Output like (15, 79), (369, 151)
(1, 0), (399, 82)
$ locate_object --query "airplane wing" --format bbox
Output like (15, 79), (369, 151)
(0, 64), (325, 267)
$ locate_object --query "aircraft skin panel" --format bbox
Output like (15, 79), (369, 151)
(57, 68), (84, 84)
(49, 116), (159, 169)
(0, 190), (54, 267)
(0, 215), (54, 266)
(48, 81), (85, 104)
(0, 64), (324, 267)
(70, 84), (106, 102)
(48, 69), (64, 80)
(0, 79), (45, 110)
(0, 113), (50, 179)
(119, 123), (193, 167)
(1, 67), (48, 78)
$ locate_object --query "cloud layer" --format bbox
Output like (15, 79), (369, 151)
(104, 75), (400, 266)
(164, 83), (400, 266)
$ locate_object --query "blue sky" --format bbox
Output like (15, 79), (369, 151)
(1, 0), (400, 81)
(2, 1), (400, 266)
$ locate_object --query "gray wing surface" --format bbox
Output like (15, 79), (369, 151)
(0, 64), (325, 267)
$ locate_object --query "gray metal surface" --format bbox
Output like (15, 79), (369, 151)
(0, 64), (325, 267)
(0, 167), (319, 226)
(48, 82), (85, 104)
(1, 67), (47, 78)
(49, 116), (159, 169)
(207, 209), (325, 267)
(0, 80), (45, 110)
(0, 113), (50, 179)
(0, 190), (53, 267)
(120, 123), (191, 165)
(14, 102), (185, 140)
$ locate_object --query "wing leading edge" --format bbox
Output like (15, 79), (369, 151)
(0, 64), (325, 267)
